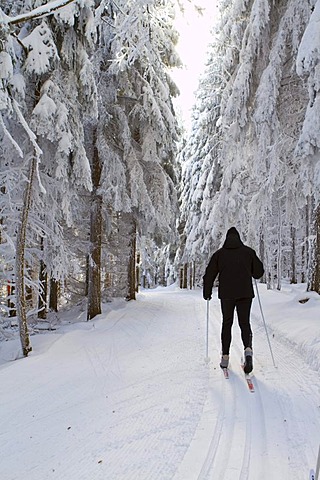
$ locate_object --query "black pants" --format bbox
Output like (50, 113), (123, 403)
(220, 298), (253, 355)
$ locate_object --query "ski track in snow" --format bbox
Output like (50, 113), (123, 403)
(0, 287), (319, 480)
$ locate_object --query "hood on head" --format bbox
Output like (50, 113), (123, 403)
(226, 227), (240, 238)
(223, 227), (242, 249)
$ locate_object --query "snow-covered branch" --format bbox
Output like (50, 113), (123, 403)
(2, 0), (77, 26)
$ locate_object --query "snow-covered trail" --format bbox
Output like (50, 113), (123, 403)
(176, 291), (320, 480)
(0, 286), (319, 480)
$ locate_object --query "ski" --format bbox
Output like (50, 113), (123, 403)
(309, 469), (315, 480)
(241, 358), (255, 392)
(245, 375), (255, 393)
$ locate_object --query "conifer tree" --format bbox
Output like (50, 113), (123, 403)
(180, 0), (319, 292)
(93, 0), (180, 301)
(0, 0), (97, 354)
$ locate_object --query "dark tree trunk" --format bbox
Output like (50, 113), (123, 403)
(7, 282), (16, 317)
(49, 278), (59, 312)
(136, 251), (140, 293)
(301, 204), (307, 283)
(127, 220), (136, 300)
(310, 205), (320, 294)
(183, 263), (188, 289)
(290, 225), (297, 284)
(307, 196), (314, 291)
(85, 255), (89, 297)
(179, 266), (183, 289)
(189, 261), (196, 289)
(38, 236), (48, 319)
(87, 126), (102, 320)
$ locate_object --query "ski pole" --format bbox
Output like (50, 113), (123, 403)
(254, 279), (276, 368)
(315, 444), (320, 480)
(204, 299), (210, 363)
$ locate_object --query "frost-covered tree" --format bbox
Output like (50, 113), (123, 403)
(295, 0), (320, 293)
(178, 0), (246, 282)
(178, 39), (224, 283)
(92, 0), (181, 302)
(0, 0), (97, 354)
(181, 0), (320, 292)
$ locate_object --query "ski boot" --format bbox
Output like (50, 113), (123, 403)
(220, 354), (229, 369)
(243, 347), (253, 374)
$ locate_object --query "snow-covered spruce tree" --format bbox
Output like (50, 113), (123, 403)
(92, 0), (180, 302)
(295, 0), (320, 293)
(178, 36), (225, 285)
(247, 0), (311, 289)
(208, 0), (279, 257)
(31, 6), (97, 316)
(178, 0), (250, 283)
(234, 0), (312, 289)
(0, 0), (97, 354)
(182, 0), (316, 290)
(0, 4), (47, 355)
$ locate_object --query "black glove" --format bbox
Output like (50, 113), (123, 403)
(204, 296), (212, 301)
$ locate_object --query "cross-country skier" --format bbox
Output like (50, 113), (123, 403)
(203, 227), (264, 373)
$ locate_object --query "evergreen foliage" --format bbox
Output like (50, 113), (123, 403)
(0, 0), (180, 353)
(180, 0), (320, 293)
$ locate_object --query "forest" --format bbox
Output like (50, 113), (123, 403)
(0, 0), (319, 356)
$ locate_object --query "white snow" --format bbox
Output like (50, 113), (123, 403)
(0, 52), (13, 80)
(0, 282), (319, 480)
(5, 0), (77, 26)
(296, 0), (320, 75)
(21, 21), (58, 75)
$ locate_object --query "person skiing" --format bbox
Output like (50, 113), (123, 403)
(203, 227), (264, 373)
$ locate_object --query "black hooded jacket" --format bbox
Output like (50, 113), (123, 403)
(203, 228), (264, 300)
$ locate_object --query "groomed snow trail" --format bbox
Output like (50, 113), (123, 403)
(175, 290), (320, 480)
(0, 286), (319, 480)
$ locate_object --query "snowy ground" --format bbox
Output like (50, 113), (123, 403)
(0, 282), (319, 480)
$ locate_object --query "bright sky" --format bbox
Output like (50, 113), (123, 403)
(172, 1), (219, 130)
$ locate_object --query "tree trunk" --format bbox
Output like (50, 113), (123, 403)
(38, 235), (47, 319)
(127, 220), (136, 300)
(49, 278), (59, 312)
(310, 204), (320, 294)
(290, 225), (297, 284)
(87, 126), (102, 320)
(183, 263), (188, 289)
(179, 264), (188, 289)
(136, 251), (140, 293)
(7, 281), (16, 317)
(85, 255), (89, 297)
(301, 204), (307, 283)
(179, 266), (183, 289)
(16, 157), (35, 357)
(193, 260), (196, 288)
(276, 203), (282, 291)
(189, 261), (195, 289)
(307, 196), (314, 291)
